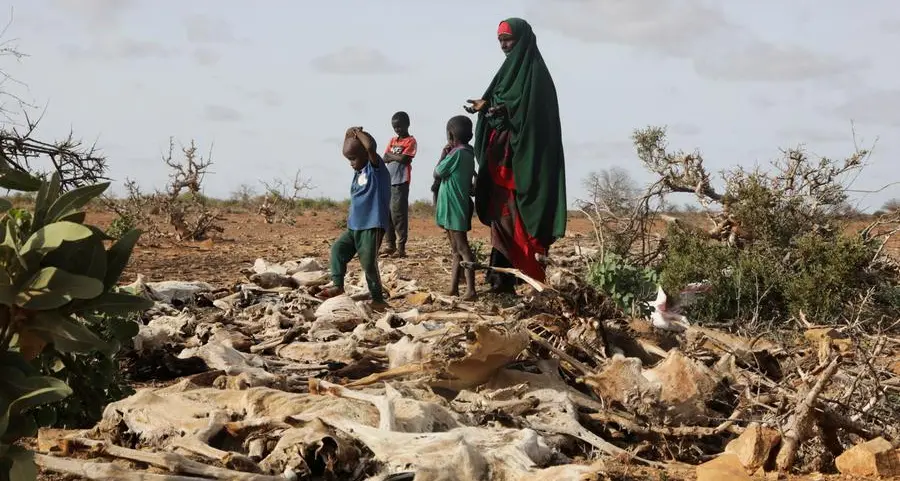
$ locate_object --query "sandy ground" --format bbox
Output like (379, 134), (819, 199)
(85, 209), (898, 292)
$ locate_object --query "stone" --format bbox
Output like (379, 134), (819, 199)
(724, 423), (780, 472)
(835, 437), (900, 477)
(696, 453), (752, 481)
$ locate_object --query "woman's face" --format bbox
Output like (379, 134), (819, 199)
(498, 33), (516, 55)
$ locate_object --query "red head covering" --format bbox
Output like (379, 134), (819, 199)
(497, 21), (513, 36)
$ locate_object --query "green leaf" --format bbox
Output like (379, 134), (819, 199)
(0, 169), (41, 192)
(15, 267), (104, 310)
(0, 198), (11, 213)
(87, 225), (114, 242)
(25, 311), (110, 354)
(104, 228), (141, 290)
(41, 235), (107, 281)
(5, 445), (36, 481)
(18, 222), (93, 258)
(0, 370), (71, 437)
(45, 182), (109, 225)
(107, 316), (140, 341)
(68, 291), (153, 316)
(57, 211), (86, 224)
(31, 173), (61, 232)
(2, 220), (19, 252)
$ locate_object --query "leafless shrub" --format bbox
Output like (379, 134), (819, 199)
(230, 183), (257, 207)
(1, 28), (107, 190)
(105, 138), (223, 242)
(258, 169), (314, 225)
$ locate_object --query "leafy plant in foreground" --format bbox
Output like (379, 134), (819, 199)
(587, 252), (659, 317)
(0, 167), (152, 481)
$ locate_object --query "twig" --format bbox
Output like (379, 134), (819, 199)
(775, 356), (841, 472)
(527, 328), (595, 375)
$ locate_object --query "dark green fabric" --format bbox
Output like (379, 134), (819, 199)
(330, 228), (385, 302)
(473, 17), (567, 246)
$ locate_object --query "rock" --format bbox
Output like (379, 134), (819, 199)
(642, 349), (719, 423)
(724, 422), (780, 472)
(696, 453), (752, 481)
(405, 292), (434, 306)
(835, 437), (900, 477)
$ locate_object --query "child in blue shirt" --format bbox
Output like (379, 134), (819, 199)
(317, 127), (391, 309)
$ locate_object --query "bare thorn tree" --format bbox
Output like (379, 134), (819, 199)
(258, 169), (315, 225)
(0, 17), (107, 190)
(157, 137), (222, 241)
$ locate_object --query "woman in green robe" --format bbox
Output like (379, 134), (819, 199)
(465, 17), (567, 292)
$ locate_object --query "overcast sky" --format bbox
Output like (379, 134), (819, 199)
(2, 0), (898, 210)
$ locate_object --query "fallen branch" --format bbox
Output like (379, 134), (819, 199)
(527, 329), (595, 375)
(775, 356), (841, 471)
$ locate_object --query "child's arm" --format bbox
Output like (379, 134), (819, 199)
(384, 138), (417, 165)
(434, 150), (460, 180)
(353, 129), (382, 168)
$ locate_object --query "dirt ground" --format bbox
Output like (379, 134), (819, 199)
(51, 208), (896, 481)
(88, 209), (899, 292)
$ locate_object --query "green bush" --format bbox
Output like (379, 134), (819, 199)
(106, 213), (137, 239)
(658, 225), (888, 326)
(587, 252), (659, 317)
(0, 168), (152, 480)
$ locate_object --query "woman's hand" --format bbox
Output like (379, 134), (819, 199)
(440, 143), (451, 159)
(464, 99), (487, 114)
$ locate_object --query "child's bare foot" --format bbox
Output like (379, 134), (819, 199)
(316, 286), (344, 300)
(460, 290), (477, 302)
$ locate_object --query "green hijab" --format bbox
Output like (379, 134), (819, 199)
(473, 17), (567, 247)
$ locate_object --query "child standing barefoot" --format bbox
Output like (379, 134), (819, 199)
(317, 127), (391, 311)
(433, 116), (477, 300)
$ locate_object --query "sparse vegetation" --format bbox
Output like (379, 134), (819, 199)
(0, 169), (151, 480)
(258, 169), (315, 224)
(581, 125), (900, 333)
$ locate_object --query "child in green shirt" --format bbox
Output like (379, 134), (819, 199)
(433, 115), (477, 300)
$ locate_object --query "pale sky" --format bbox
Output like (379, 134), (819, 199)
(2, 0), (898, 210)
